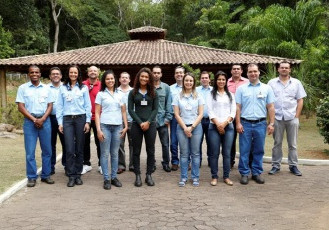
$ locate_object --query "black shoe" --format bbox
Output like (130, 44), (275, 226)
(240, 175), (249, 185)
(27, 179), (36, 187)
(289, 166), (302, 176)
(135, 174), (142, 187)
(50, 171), (55, 175)
(268, 167), (280, 175)
(75, 177), (83, 185)
(145, 174), (155, 186)
(111, 178), (122, 187)
(41, 178), (55, 184)
(163, 165), (171, 172)
(67, 177), (75, 187)
(104, 180), (111, 190)
(252, 175), (265, 184)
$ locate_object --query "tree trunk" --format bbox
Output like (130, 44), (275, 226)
(50, 0), (61, 53)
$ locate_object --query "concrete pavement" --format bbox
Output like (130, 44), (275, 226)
(0, 139), (328, 229)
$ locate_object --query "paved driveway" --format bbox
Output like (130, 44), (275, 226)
(0, 139), (328, 229)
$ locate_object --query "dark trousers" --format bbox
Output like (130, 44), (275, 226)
(157, 125), (170, 166)
(84, 120), (101, 166)
(118, 122), (133, 169)
(63, 114), (86, 178)
(230, 119), (238, 167)
(131, 122), (156, 175)
(50, 115), (66, 171)
(200, 117), (210, 165)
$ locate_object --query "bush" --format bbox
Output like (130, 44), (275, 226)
(0, 102), (24, 128)
(316, 95), (329, 144)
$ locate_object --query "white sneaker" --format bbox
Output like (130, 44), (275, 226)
(98, 166), (103, 175)
(81, 165), (92, 175)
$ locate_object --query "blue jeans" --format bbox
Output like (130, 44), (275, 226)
(177, 124), (202, 181)
(23, 118), (52, 180)
(170, 117), (179, 165)
(238, 120), (267, 176)
(200, 117), (210, 165)
(157, 125), (170, 166)
(208, 123), (234, 179)
(63, 114), (86, 179)
(99, 124), (122, 180)
(50, 115), (66, 170)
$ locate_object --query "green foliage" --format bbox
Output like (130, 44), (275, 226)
(0, 17), (14, 58)
(0, 103), (24, 128)
(316, 95), (329, 144)
(182, 64), (214, 86)
(0, 0), (49, 56)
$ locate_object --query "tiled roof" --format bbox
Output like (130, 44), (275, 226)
(128, 26), (166, 33)
(0, 39), (301, 66)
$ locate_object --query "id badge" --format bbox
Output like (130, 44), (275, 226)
(141, 100), (148, 106)
(66, 95), (72, 101)
(39, 97), (45, 103)
(257, 91), (264, 98)
(185, 104), (192, 111)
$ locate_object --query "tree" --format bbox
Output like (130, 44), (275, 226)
(239, 0), (327, 58)
(49, 0), (62, 53)
(0, 0), (49, 56)
(0, 17), (14, 58)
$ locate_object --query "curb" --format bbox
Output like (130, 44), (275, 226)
(235, 153), (329, 166)
(0, 153), (62, 205)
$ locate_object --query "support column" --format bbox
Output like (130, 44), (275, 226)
(0, 69), (7, 108)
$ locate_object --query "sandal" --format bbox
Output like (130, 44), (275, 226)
(224, 178), (233, 186)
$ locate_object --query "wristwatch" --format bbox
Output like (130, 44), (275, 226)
(269, 123), (274, 126)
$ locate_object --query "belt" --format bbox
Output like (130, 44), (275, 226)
(64, 114), (85, 119)
(31, 113), (44, 118)
(241, 117), (266, 123)
(202, 117), (209, 121)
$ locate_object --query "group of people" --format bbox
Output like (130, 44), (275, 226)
(16, 61), (306, 189)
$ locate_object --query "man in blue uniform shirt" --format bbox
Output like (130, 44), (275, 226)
(16, 65), (55, 187)
(235, 64), (275, 185)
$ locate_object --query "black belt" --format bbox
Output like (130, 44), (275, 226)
(64, 114), (85, 119)
(31, 113), (44, 118)
(241, 117), (266, 123)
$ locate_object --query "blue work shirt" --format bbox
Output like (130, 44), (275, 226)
(117, 86), (133, 122)
(48, 82), (62, 115)
(170, 83), (182, 101)
(156, 82), (173, 127)
(235, 81), (275, 120)
(56, 83), (92, 125)
(196, 85), (213, 118)
(95, 89), (124, 125)
(268, 77), (306, 121)
(172, 93), (204, 125)
(16, 81), (54, 115)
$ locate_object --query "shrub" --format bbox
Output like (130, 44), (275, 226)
(316, 95), (329, 144)
(0, 102), (24, 128)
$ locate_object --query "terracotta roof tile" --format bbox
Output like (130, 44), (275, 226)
(0, 39), (301, 66)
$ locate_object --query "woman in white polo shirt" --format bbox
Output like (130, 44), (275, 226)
(95, 70), (128, 190)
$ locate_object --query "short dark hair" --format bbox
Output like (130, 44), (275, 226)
(200, 71), (210, 78)
(231, 64), (242, 70)
(49, 67), (61, 75)
(278, 61), (291, 68)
